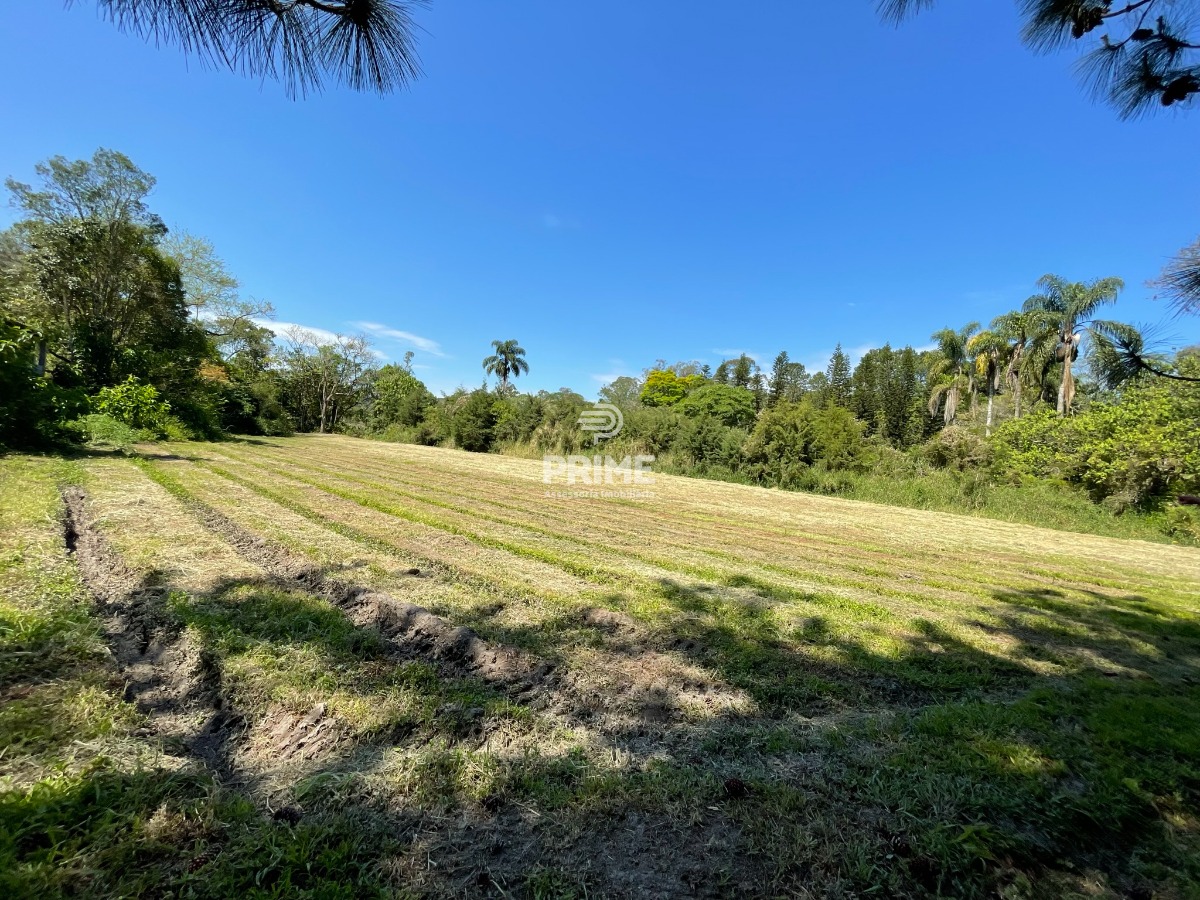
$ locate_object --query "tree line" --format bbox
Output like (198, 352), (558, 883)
(1, 149), (1197, 539)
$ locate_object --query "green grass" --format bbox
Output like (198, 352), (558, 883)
(3, 441), (1200, 898)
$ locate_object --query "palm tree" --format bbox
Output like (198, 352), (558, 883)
(482, 339), (529, 392)
(927, 322), (979, 425)
(1022, 275), (1125, 416)
(966, 329), (1008, 436)
(990, 308), (1054, 420)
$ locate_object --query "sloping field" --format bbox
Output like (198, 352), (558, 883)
(3, 434), (1199, 898)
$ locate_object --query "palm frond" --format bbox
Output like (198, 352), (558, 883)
(84, 0), (423, 95)
(1154, 235), (1200, 316)
(876, 0), (938, 25)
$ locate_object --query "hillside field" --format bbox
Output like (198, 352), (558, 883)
(3, 434), (1199, 898)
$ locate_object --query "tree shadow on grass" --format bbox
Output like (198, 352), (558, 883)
(27, 515), (1200, 899)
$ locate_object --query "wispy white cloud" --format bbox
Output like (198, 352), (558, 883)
(252, 318), (341, 345)
(351, 321), (447, 358)
(590, 358), (637, 386)
(591, 372), (629, 385)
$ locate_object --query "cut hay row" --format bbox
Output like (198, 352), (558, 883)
(265, 436), (1200, 578)
(200, 445), (990, 643)
(206, 439), (1190, 657)
(237, 436), (1200, 592)
(181, 441), (1194, 687)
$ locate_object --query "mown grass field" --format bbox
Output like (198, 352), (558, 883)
(3, 434), (1199, 898)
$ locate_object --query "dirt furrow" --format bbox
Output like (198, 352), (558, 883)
(61, 486), (243, 780)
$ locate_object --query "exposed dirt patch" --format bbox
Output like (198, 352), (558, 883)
(248, 703), (344, 763)
(61, 487), (243, 777)
(386, 806), (760, 899)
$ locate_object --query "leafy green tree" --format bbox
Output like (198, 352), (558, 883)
(369, 364), (433, 430)
(993, 351), (1200, 508)
(639, 369), (704, 406)
(826, 344), (853, 408)
(927, 323), (979, 425)
(1022, 274), (1128, 415)
(3, 150), (212, 402)
(807, 371), (830, 408)
(990, 308), (1053, 420)
(13, 219), (207, 395)
(87, 0), (423, 95)
(731, 353), (758, 389)
(161, 230), (272, 330)
(851, 344), (924, 446)
(677, 383), (757, 428)
(0, 321), (82, 447)
(5, 149), (160, 229)
(482, 339), (529, 392)
(598, 375), (642, 409)
(883, 0), (1200, 117)
(713, 360), (731, 384)
(278, 329), (374, 433)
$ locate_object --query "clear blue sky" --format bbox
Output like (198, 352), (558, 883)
(2, 1), (1198, 396)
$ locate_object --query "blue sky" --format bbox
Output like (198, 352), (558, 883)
(2, 1), (1198, 396)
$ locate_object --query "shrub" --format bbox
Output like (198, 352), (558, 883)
(675, 416), (745, 467)
(925, 426), (992, 472)
(742, 400), (868, 484)
(451, 390), (498, 452)
(0, 324), (84, 448)
(992, 367), (1200, 508)
(68, 413), (149, 449)
(91, 377), (171, 437)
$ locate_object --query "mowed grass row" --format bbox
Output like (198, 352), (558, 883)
(215, 435), (1200, 599)
(184, 439), (1200, 691)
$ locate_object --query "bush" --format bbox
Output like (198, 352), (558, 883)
(451, 390), (498, 452)
(68, 414), (151, 449)
(742, 400), (868, 484)
(675, 416), (745, 467)
(925, 426), (992, 472)
(992, 367), (1200, 508)
(91, 377), (171, 437)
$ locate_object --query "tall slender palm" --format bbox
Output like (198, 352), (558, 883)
(966, 329), (1008, 436)
(482, 339), (529, 391)
(1023, 275), (1124, 416)
(927, 322), (979, 425)
(991, 308), (1054, 420)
